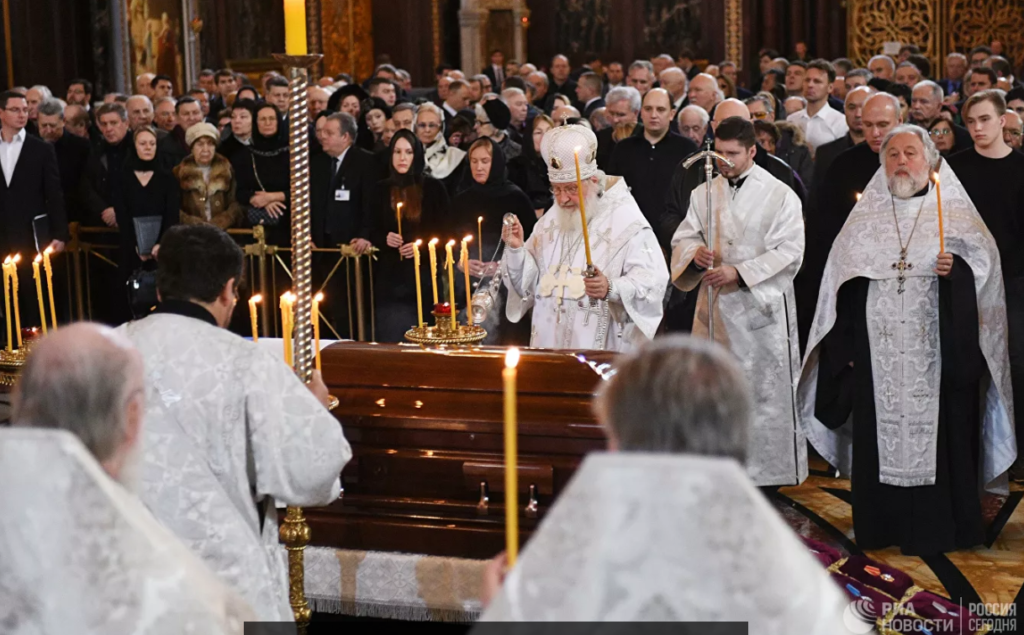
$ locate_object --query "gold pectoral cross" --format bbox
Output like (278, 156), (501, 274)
(891, 250), (913, 294)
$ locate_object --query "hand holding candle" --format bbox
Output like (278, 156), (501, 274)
(413, 240), (424, 327)
(249, 294), (262, 342)
(33, 255), (47, 336)
(503, 347), (521, 566)
(428, 238), (439, 305)
(445, 240), (457, 329)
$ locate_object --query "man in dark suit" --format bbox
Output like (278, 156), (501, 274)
(311, 112), (379, 338)
(482, 50), (506, 91)
(576, 72), (606, 119)
(36, 98), (91, 225)
(0, 90), (68, 340)
(544, 55), (580, 113)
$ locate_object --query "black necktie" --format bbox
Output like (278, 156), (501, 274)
(729, 176), (746, 190)
(332, 157), (340, 181)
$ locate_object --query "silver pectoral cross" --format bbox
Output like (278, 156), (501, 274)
(891, 250), (913, 294)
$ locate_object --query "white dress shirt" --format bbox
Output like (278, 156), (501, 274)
(786, 104), (848, 154)
(442, 102), (458, 118)
(0, 128), (26, 186)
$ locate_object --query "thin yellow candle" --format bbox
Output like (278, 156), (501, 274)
(10, 254), (21, 348)
(283, 0), (307, 55)
(280, 292), (292, 367)
(248, 294), (261, 342)
(42, 247), (56, 331)
(445, 239), (457, 329)
(2, 258), (11, 352)
(934, 172), (945, 254)
(313, 292), (323, 371)
(428, 238), (439, 305)
(477, 216), (484, 263)
(412, 240), (424, 327)
(287, 292), (296, 368)
(503, 347), (521, 566)
(462, 236), (473, 326)
(396, 202), (404, 260)
(32, 256), (46, 336)
(573, 147), (593, 267)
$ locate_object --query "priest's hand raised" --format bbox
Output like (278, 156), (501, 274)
(694, 245), (715, 270)
(584, 267), (610, 299)
(502, 215), (524, 249)
(704, 265), (739, 288)
(935, 252), (953, 278)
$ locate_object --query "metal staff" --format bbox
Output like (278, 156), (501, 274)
(682, 139), (734, 341)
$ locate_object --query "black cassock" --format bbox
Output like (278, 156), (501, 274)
(814, 256), (985, 556)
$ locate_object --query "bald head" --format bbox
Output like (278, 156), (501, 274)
(552, 104), (581, 124)
(641, 88), (674, 136)
(862, 92), (903, 153)
(712, 98), (750, 129)
(13, 323), (146, 485)
(844, 85), (875, 136)
(659, 67), (687, 101)
(687, 73), (720, 112)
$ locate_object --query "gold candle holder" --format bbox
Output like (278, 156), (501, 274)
(404, 304), (487, 346)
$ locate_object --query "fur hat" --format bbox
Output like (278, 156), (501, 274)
(185, 122), (220, 147)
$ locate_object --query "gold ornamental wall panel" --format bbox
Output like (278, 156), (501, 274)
(848, 0), (1024, 77)
(321, 0), (374, 81)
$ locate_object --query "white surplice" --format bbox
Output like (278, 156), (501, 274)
(671, 164), (807, 486)
(121, 313), (352, 622)
(0, 429), (255, 634)
(501, 176), (669, 351)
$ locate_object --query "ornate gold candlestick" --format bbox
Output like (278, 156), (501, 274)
(404, 304), (487, 346)
(273, 51), (322, 633)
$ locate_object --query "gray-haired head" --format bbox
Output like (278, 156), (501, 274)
(880, 124), (941, 198)
(913, 79), (944, 102)
(326, 111), (358, 141)
(629, 59), (655, 75)
(594, 335), (751, 462)
(678, 103), (711, 126)
(13, 323), (146, 472)
(744, 93), (774, 115)
(37, 98), (64, 119)
(606, 85), (642, 113)
(29, 85), (53, 100)
(869, 55), (896, 72)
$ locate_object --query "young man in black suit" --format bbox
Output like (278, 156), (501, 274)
(311, 112), (380, 338)
(0, 90), (68, 340)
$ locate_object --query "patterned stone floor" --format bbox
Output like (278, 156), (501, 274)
(770, 456), (1024, 610)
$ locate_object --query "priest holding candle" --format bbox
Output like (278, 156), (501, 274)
(801, 124), (1016, 555)
(500, 124), (668, 351)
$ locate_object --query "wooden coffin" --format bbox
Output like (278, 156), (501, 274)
(314, 342), (617, 559)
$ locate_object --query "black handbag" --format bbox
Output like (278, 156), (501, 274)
(245, 153), (284, 227)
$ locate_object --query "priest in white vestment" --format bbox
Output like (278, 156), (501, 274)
(500, 123), (668, 351)
(800, 125), (1016, 555)
(120, 225), (352, 621)
(0, 428), (255, 634)
(480, 454), (849, 632)
(671, 116), (807, 486)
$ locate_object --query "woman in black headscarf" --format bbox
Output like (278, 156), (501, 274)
(112, 125), (180, 319)
(234, 102), (291, 246)
(507, 113), (554, 218)
(370, 129), (451, 342)
(452, 137), (535, 345)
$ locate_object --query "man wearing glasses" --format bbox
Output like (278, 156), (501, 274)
(0, 90), (68, 345)
(1003, 111), (1022, 151)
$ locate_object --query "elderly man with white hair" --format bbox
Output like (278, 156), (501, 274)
(5, 323), (255, 633)
(801, 123), (1015, 557)
(687, 73), (721, 114)
(595, 85), (641, 169)
(500, 123), (668, 351)
(677, 104), (709, 147)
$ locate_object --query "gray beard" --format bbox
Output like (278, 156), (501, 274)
(888, 171), (929, 199)
(552, 191), (602, 238)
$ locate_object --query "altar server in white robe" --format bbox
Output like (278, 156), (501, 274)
(3, 323), (253, 634)
(500, 123), (668, 351)
(671, 116), (807, 486)
(120, 225), (352, 622)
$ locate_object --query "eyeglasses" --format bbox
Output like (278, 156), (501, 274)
(1005, 130), (1023, 138)
(4, 107), (28, 115)
(416, 122), (440, 130)
(476, 119), (491, 126)
(750, 111), (771, 119)
(550, 184), (579, 196)
(929, 129), (951, 136)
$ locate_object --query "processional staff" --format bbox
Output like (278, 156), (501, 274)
(681, 139), (734, 341)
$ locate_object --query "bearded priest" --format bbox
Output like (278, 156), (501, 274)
(670, 117), (806, 487)
(500, 123), (668, 351)
(800, 124), (1016, 555)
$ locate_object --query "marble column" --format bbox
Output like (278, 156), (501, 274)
(512, 6), (530, 64)
(459, 7), (488, 76)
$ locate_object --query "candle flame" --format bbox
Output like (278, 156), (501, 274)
(855, 192), (862, 201)
(478, 216), (483, 222)
(505, 347), (520, 369)
(446, 239), (456, 246)
(415, 239), (423, 246)
(314, 292), (324, 302)
(3, 256), (10, 265)
(932, 172), (940, 184)
(12, 254), (20, 264)
(429, 238), (439, 245)
(463, 235), (473, 243)
(44, 246), (52, 255)
(34, 255), (42, 264)
(397, 202), (403, 209)
(574, 146), (581, 153)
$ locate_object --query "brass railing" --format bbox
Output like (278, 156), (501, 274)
(65, 222), (376, 341)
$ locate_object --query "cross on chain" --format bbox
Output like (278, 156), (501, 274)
(891, 250), (913, 294)
(577, 297), (602, 326)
